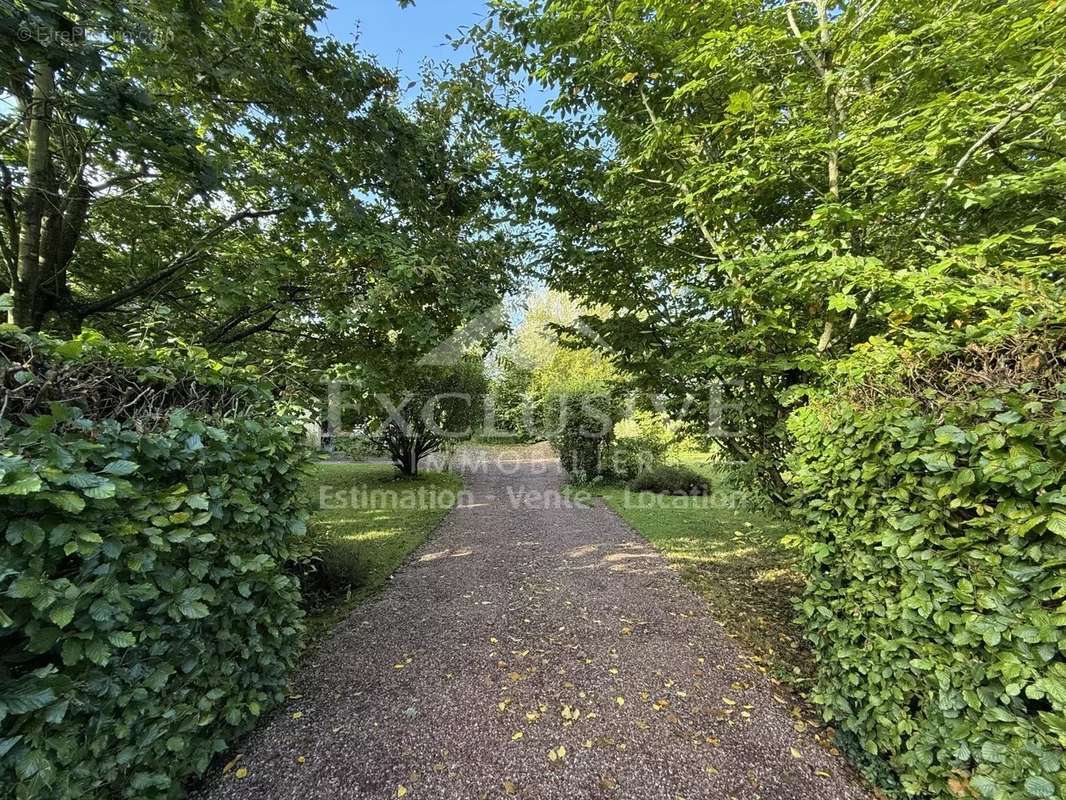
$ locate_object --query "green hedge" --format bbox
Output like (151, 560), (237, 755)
(541, 390), (618, 481)
(0, 330), (310, 799)
(788, 349), (1066, 799)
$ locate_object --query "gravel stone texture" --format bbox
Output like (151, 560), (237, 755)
(197, 449), (872, 800)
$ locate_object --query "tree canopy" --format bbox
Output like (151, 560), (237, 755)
(2, 0), (518, 395)
(463, 0), (1065, 489)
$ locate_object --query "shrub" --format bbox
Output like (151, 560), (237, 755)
(541, 390), (617, 481)
(352, 357), (487, 476)
(0, 329), (310, 800)
(489, 355), (537, 440)
(330, 434), (383, 460)
(787, 337), (1066, 800)
(627, 464), (709, 495)
(607, 411), (672, 480)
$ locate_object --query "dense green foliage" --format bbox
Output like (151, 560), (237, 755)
(349, 357), (488, 476)
(542, 390), (617, 481)
(0, 330), (310, 799)
(467, 0), (1065, 493)
(3, 3), (1063, 798)
(627, 464), (708, 496)
(607, 410), (673, 480)
(490, 290), (619, 441)
(2, 0), (517, 394)
(788, 339), (1066, 799)
(465, 8), (1066, 790)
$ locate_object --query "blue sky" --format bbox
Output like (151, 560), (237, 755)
(321, 1), (491, 84)
(321, 1), (548, 314)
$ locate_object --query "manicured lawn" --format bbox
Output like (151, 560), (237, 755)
(581, 479), (813, 691)
(301, 462), (462, 634)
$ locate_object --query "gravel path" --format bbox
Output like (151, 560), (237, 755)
(198, 451), (871, 800)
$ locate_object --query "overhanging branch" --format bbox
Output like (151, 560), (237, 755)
(76, 205), (287, 317)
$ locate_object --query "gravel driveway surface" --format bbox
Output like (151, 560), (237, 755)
(197, 450), (872, 800)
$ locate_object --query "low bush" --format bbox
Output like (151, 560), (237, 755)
(607, 411), (672, 480)
(0, 329), (310, 800)
(330, 435), (384, 460)
(788, 334), (1066, 799)
(627, 464), (709, 495)
(541, 390), (618, 482)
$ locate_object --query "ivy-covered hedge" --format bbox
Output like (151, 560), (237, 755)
(788, 340), (1066, 800)
(0, 329), (310, 799)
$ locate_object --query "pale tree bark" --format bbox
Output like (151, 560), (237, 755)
(10, 62), (57, 327)
(788, 0), (845, 353)
(1, 59), (285, 331)
(4, 61), (94, 329)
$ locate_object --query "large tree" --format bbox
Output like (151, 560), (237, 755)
(1, 1), (517, 391)
(465, 0), (1065, 492)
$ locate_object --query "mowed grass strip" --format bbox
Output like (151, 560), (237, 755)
(302, 462), (463, 633)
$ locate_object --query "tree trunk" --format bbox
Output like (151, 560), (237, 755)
(12, 62), (57, 328)
(6, 61), (92, 330)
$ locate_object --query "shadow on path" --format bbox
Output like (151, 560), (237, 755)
(198, 449), (871, 800)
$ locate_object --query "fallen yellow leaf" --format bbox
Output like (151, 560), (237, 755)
(396, 785), (408, 798)
(599, 775), (619, 789)
(235, 767), (248, 780)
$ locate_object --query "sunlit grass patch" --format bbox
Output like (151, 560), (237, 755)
(302, 462), (462, 635)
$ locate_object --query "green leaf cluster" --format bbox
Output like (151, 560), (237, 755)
(465, 0), (1065, 494)
(2, 1), (519, 395)
(787, 344), (1066, 799)
(542, 390), (619, 482)
(0, 332), (311, 799)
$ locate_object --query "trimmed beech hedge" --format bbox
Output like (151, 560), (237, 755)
(0, 330), (310, 799)
(788, 351), (1066, 799)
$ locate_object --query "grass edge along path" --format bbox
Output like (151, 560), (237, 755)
(301, 462), (463, 637)
(572, 483), (814, 691)
(570, 484), (880, 788)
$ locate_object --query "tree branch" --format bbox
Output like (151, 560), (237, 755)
(89, 165), (157, 192)
(214, 310), (281, 345)
(919, 75), (1060, 222)
(77, 206), (286, 317)
(786, 7), (826, 78)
